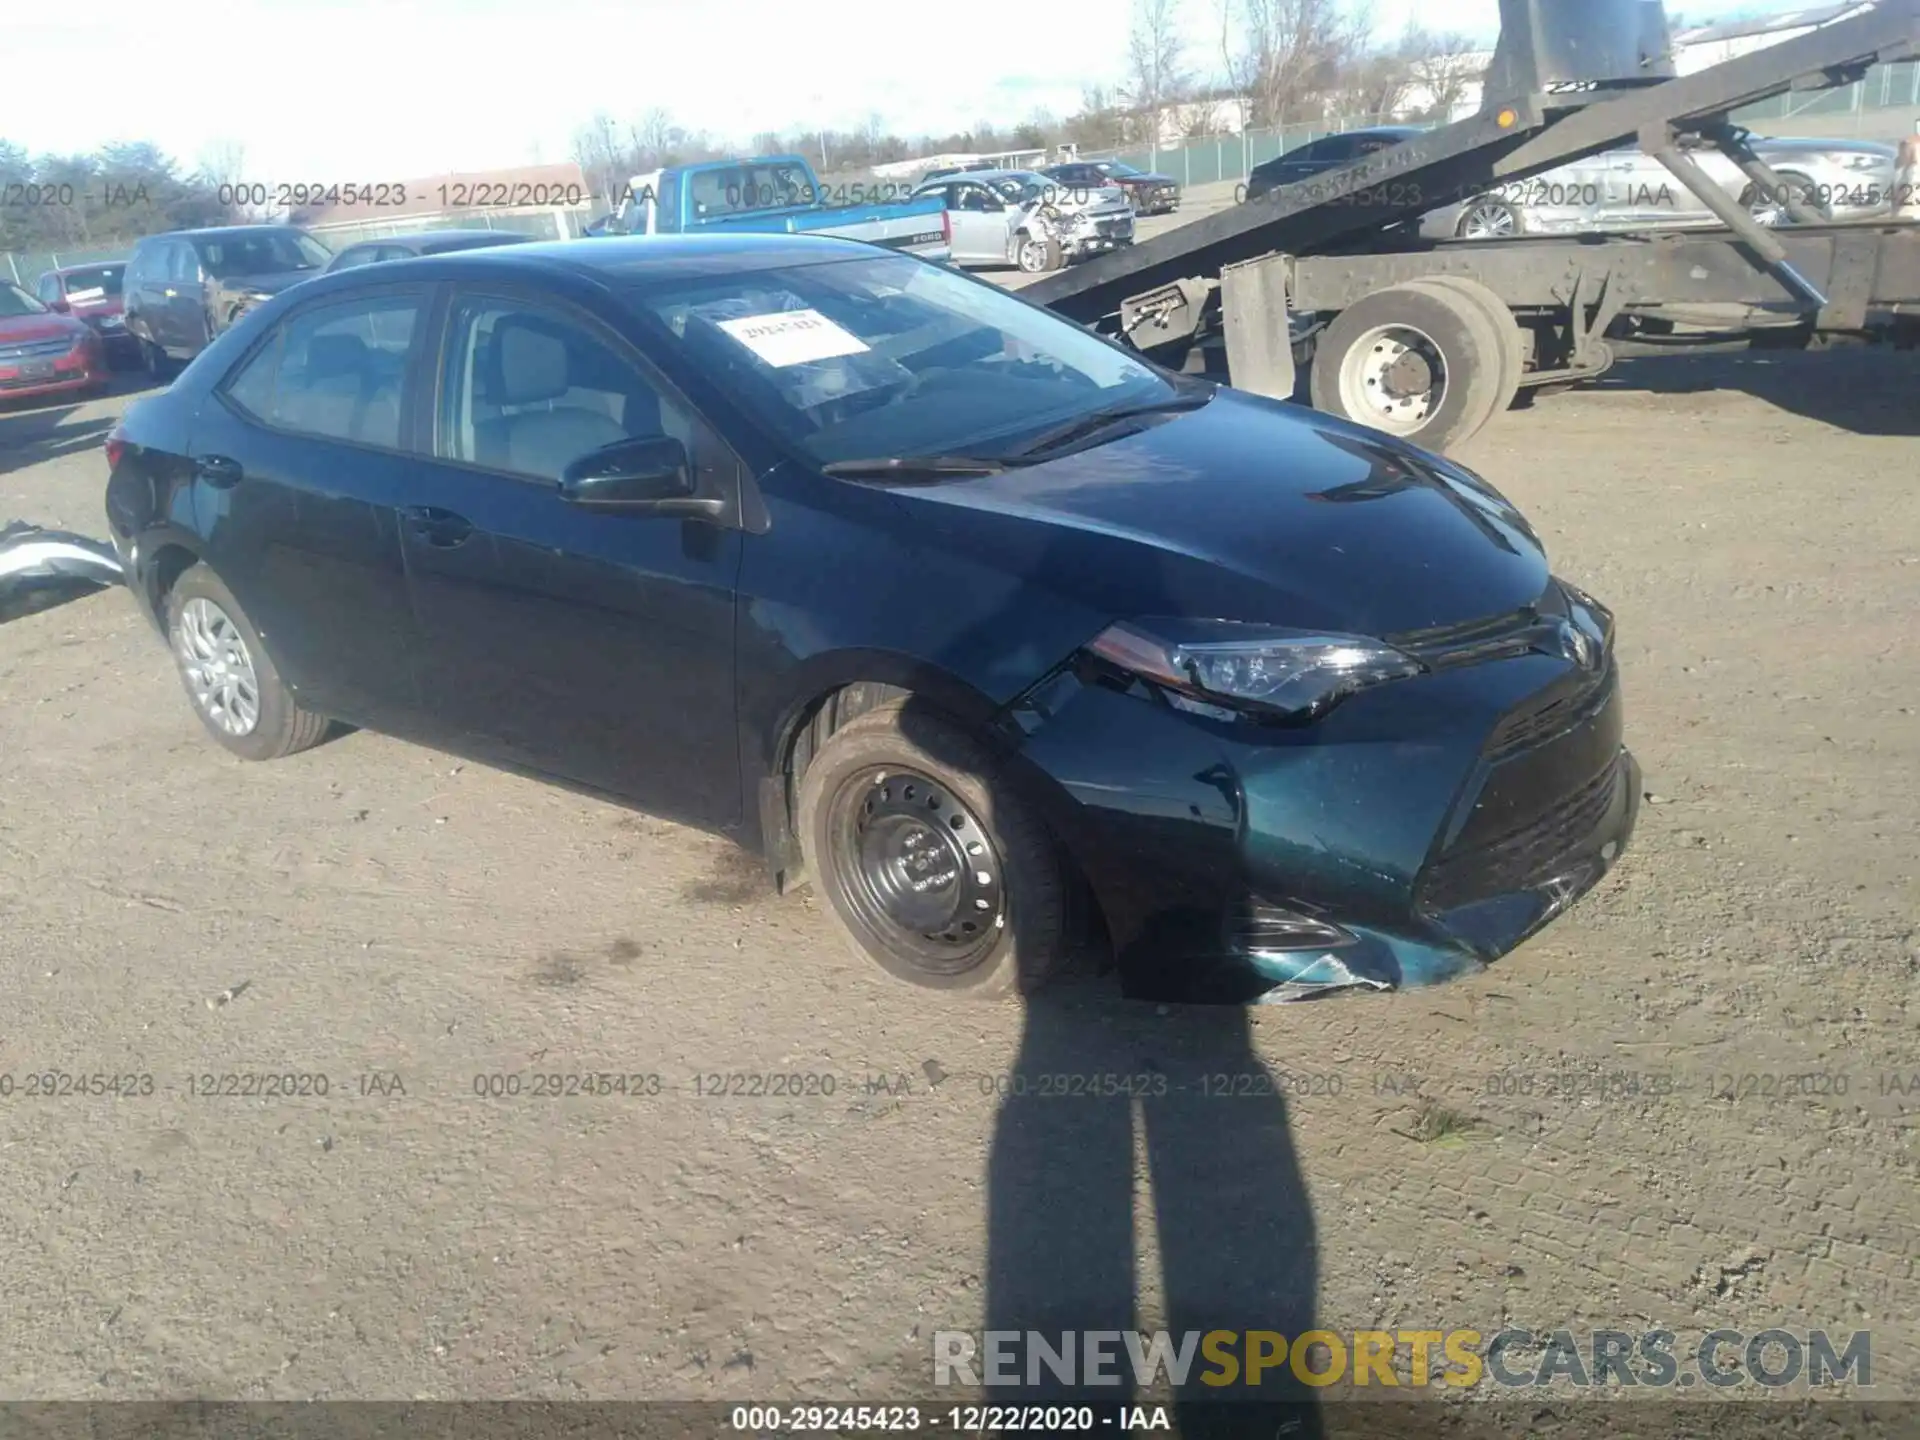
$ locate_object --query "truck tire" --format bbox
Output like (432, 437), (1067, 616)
(1414, 276), (1524, 417)
(1308, 281), (1506, 452)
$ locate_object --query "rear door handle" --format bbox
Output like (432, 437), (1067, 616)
(403, 505), (474, 548)
(195, 454), (244, 488)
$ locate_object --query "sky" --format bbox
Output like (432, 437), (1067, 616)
(1, 0), (1829, 182)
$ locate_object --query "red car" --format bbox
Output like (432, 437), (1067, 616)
(0, 281), (108, 403)
(36, 262), (140, 365)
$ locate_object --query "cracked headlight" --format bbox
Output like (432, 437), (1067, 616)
(1088, 619), (1426, 721)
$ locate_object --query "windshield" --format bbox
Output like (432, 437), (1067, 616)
(59, 265), (124, 299)
(0, 283), (50, 319)
(198, 230), (332, 278)
(638, 252), (1175, 467)
(1098, 162), (1143, 178)
(992, 172), (1084, 206)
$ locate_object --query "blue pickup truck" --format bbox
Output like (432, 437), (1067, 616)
(587, 155), (951, 261)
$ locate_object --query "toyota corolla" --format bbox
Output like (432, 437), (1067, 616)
(103, 234), (1638, 1003)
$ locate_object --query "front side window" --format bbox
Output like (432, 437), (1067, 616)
(198, 230), (331, 280)
(638, 252), (1174, 467)
(223, 293), (420, 449)
(438, 297), (696, 482)
(330, 247), (378, 271)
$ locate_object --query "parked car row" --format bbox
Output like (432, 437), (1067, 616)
(0, 280), (111, 402)
(1242, 124), (1903, 239)
(909, 169), (1137, 272)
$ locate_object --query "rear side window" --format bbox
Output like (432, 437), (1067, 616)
(221, 293), (422, 450)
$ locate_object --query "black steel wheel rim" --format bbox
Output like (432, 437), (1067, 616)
(826, 766), (1005, 974)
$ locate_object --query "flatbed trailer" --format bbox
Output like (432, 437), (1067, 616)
(1023, 0), (1920, 451)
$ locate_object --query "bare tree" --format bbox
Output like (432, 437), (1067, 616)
(1123, 0), (1192, 146)
(1400, 25), (1482, 120)
(1217, 0), (1374, 128)
(572, 113), (625, 202)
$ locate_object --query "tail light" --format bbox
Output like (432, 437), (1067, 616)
(942, 208), (951, 245)
(105, 425), (127, 471)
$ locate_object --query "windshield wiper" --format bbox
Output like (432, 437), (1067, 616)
(1005, 388), (1215, 461)
(820, 455), (1008, 481)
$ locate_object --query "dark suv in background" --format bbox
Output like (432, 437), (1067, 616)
(1242, 126), (1425, 202)
(124, 226), (331, 377)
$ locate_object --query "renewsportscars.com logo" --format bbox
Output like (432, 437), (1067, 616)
(932, 1328), (1873, 1391)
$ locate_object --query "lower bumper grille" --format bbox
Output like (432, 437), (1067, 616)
(1419, 755), (1623, 912)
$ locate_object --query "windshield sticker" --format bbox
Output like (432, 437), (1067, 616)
(717, 309), (870, 368)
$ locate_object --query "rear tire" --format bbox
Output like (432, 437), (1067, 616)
(1309, 281), (1506, 452)
(1416, 276), (1525, 418)
(165, 565), (331, 762)
(797, 703), (1068, 998)
(141, 337), (175, 381)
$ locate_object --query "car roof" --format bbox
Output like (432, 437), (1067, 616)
(285, 232), (888, 295)
(139, 225), (317, 244)
(348, 229), (532, 250)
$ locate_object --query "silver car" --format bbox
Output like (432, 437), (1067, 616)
(910, 170), (1136, 272)
(1422, 135), (1900, 239)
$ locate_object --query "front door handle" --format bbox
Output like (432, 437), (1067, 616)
(403, 505), (474, 548)
(196, 454), (244, 488)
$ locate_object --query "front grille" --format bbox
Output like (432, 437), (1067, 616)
(0, 338), (76, 362)
(1487, 659), (1615, 759)
(1420, 757), (1622, 911)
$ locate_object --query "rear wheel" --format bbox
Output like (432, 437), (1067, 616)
(797, 703), (1068, 998)
(165, 565), (331, 762)
(1455, 197), (1522, 239)
(1308, 281), (1506, 451)
(1416, 276), (1525, 418)
(141, 337), (174, 381)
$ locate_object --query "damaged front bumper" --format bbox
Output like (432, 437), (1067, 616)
(1000, 634), (1640, 1005)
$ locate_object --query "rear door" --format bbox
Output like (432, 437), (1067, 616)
(187, 284), (432, 726)
(393, 285), (745, 825)
(164, 242), (211, 352)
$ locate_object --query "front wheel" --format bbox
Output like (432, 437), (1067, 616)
(165, 565), (332, 761)
(797, 704), (1068, 997)
(1455, 197), (1522, 239)
(141, 336), (174, 381)
(1015, 234), (1064, 273)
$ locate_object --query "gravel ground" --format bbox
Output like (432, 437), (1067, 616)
(1, 246), (1916, 1414)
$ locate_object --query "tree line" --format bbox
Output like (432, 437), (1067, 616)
(570, 0), (1488, 198)
(0, 141), (247, 256)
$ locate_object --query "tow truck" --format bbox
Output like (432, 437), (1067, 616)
(1023, 0), (1920, 452)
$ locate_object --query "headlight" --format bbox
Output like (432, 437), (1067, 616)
(1087, 619), (1426, 721)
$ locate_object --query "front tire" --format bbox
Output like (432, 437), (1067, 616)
(1015, 235), (1064, 273)
(1308, 281), (1507, 451)
(798, 703), (1068, 998)
(165, 565), (331, 761)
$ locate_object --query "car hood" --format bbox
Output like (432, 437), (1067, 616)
(883, 388), (1550, 639)
(0, 314), (90, 347)
(207, 269), (319, 297)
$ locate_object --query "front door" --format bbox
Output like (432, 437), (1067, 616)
(948, 181), (1014, 265)
(187, 285), (431, 726)
(396, 288), (744, 827)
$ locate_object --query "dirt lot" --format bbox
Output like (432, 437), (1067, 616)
(2, 282), (1917, 1411)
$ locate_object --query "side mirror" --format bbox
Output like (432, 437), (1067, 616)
(558, 436), (726, 519)
(48, 299), (72, 314)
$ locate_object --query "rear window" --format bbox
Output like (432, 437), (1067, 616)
(60, 266), (125, 299)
